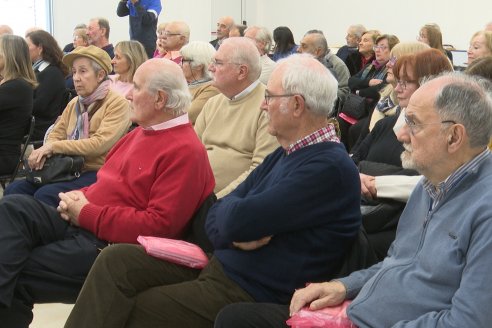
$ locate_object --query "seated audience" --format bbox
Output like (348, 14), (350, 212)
(336, 24), (366, 62)
(4, 46), (130, 207)
(64, 54), (362, 328)
(25, 30), (68, 141)
(71, 27), (89, 50)
(0, 35), (37, 176)
(352, 49), (453, 258)
(467, 30), (492, 65)
(352, 42), (430, 149)
(194, 37), (279, 198)
(153, 20), (189, 63)
(418, 23), (452, 61)
(210, 16), (234, 49)
(341, 34), (399, 150)
(109, 40), (148, 98)
(272, 26), (298, 61)
(86, 17), (114, 58)
(179, 41), (220, 124)
(344, 29), (378, 76)
(244, 25), (276, 84)
(63, 24), (87, 54)
(215, 71), (492, 328)
(298, 30), (350, 106)
(0, 58), (215, 328)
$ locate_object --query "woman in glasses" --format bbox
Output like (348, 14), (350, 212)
(179, 41), (219, 124)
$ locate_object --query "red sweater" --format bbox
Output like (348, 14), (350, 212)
(78, 123), (215, 243)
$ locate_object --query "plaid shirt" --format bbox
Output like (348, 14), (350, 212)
(286, 123), (340, 156)
(423, 149), (490, 210)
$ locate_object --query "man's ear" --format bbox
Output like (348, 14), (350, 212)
(155, 90), (168, 110)
(292, 94), (305, 117)
(237, 64), (249, 81)
(447, 124), (466, 152)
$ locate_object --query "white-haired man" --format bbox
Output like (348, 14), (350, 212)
(64, 54), (362, 328)
(244, 25), (276, 84)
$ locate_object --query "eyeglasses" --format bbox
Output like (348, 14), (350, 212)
(387, 56), (397, 67)
(210, 58), (241, 67)
(264, 91), (302, 105)
(396, 79), (418, 90)
(180, 58), (192, 67)
(403, 114), (456, 136)
(159, 31), (182, 37)
(373, 45), (388, 51)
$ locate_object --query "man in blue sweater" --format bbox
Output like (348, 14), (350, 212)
(64, 54), (361, 328)
(216, 72), (492, 328)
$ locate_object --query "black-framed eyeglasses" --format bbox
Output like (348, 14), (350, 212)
(264, 91), (302, 105)
(403, 114), (456, 136)
(180, 58), (193, 67)
(396, 79), (418, 90)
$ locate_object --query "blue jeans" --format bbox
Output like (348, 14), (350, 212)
(4, 171), (97, 207)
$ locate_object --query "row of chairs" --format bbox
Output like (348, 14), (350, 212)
(0, 116), (36, 189)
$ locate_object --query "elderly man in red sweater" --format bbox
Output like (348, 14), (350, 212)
(0, 58), (215, 328)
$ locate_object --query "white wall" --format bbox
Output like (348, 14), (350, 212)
(52, 0), (490, 51)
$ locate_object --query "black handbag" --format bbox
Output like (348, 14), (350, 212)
(25, 155), (85, 186)
(340, 93), (367, 120)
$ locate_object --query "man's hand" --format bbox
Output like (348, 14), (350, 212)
(233, 236), (272, 251)
(289, 281), (347, 315)
(58, 190), (89, 226)
(360, 173), (377, 200)
(27, 144), (54, 170)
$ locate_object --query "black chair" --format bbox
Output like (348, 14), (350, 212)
(0, 116), (36, 189)
(185, 193), (217, 253)
(335, 226), (379, 278)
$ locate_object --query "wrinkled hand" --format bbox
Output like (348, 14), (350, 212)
(360, 173), (377, 200)
(368, 79), (383, 87)
(27, 144), (54, 170)
(233, 236), (272, 251)
(289, 281), (347, 315)
(57, 190), (88, 226)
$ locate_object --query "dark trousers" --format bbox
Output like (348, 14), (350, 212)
(65, 244), (255, 328)
(215, 302), (290, 328)
(4, 171), (97, 207)
(0, 194), (107, 328)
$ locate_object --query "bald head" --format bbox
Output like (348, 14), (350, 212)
(298, 32), (328, 59)
(0, 25), (13, 36)
(216, 16), (235, 40)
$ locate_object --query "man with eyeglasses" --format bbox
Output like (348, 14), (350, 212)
(63, 54), (361, 328)
(215, 71), (492, 328)
(154, 20), (189, 64)
(195, 37), (278, 198)
(117, 0), (162, 59)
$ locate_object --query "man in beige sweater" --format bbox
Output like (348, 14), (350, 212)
(195, 37), (279, 198)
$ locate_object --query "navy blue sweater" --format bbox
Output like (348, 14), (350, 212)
(206, 142), (362, 303)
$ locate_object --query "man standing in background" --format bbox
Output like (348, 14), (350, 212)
(117, 0), (162, 58)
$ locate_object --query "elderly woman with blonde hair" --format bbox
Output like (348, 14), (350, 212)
(179, 41), (220, 123)
(5, 45), (130, 206)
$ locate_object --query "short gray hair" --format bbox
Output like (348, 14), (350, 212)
(224, 37), (261, 82)
(278, 53), (338, 116)
(246, 26), (273, 53)
(304, 31), (328, 57)
(432, 72), (492, 148)
(350, 24), (367, 39)
(180, 41), (216, 79)
(146, 61), (191, 116)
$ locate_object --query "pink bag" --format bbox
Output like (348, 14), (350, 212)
(137, 236), (209, 269)
(286, 300), (356, 328)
